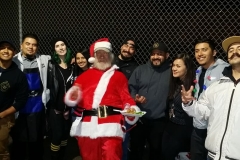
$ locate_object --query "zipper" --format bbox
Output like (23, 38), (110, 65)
(218, 87), (235, 160)
(57, 67), (67, 111)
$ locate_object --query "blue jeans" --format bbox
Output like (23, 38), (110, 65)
(122, 122), (131, 160)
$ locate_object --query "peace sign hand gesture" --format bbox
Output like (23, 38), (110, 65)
(181, 85), (195, 105)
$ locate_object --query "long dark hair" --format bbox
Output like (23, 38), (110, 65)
(74, 48), (90, 76)
(168, 53), (195, 99)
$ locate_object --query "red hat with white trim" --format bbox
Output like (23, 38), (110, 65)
(88, 38), (112, 63)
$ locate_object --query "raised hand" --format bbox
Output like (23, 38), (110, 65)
(181, 85), (195, 104)
(135, 94), (146, 104)
(64, 84), (82, 107)
(70, 88), (79, 100)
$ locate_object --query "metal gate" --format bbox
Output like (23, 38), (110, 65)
(1, 0), (239, 65)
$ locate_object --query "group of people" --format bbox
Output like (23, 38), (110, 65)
(0, 33), (240, 160)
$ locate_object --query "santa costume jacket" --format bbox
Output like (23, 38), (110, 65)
(65, 65), (139, 139)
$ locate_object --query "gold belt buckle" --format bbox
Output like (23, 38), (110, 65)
(98, 105), (108, 118)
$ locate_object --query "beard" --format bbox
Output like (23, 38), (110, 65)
(93, 59), (112, 71)
(120, 52), (133, 61)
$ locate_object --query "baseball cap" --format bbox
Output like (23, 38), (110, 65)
(150, 42), (168, 53)
(0, 40), (16, 51)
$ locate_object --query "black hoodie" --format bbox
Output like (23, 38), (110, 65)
(0, 62), (28, 112)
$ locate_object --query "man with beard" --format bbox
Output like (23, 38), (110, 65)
(129, 42), (171, 160)
(184, 39), (228, 160)
(64, 38), (141, 160)
(114, 38), (138, 160)
(115, 38), (138, 79)
(182, 36), (240, 160)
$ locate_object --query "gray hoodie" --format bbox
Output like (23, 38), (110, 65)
(129, 60), (171, 119)
(193, 59), (229, 129)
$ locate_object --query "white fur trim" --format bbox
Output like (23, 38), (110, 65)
(73, 65), (124, 138)
(91, 65), (118, 109)
(73, 117), (124, 138)
(72, 65), (122, 138)
(70, 116), (82, 137)
(64, 86), (82, 107)
(88, 57), (95, 63)
(125, 105), (140, 125)
(94, 41), (112, 52)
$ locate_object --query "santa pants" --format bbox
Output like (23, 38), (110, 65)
(77, 136), (122, 160)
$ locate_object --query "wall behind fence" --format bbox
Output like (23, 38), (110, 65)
(1, 0), (239, 65)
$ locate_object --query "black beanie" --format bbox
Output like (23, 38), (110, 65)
(122, 37), (137, 49)
(50, 37), (68, 50)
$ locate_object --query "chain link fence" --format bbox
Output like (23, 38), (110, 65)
(1, 0), (240, 66)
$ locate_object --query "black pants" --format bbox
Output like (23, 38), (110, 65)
(162, 121), (192, 160)
(190, 128), (208, 160)
(10, 140), (44, 160)
(49, 109), (71, 159)
(129, 117), (167, 160)
(10, 111), (45, 160)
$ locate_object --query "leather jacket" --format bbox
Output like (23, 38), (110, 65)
(47, 60), (74, 110)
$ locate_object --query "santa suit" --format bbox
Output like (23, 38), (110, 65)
(65, 65), (139, 160)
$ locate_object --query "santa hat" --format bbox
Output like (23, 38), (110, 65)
(88, 38), (112, 63)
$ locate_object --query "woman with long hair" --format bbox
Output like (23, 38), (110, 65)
(47, 37), (74, 160)
(71, 48), (91, 120)
(162, 53), (195, 160)
(74, 48), (90, 78)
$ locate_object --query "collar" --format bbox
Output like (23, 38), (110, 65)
(21, 54), (36, 61)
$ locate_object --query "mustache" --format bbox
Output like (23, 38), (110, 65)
(152, 59), (161, 61)
(122, 50), (130, 54)
(228, 52), (240, 60)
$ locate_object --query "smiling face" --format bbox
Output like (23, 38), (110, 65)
(0, 43), (16, 62)
(195, 42), (216, 69)
(150, 49), (169, 67)
(172, 58), (187, 80)
(76, 52), (88, 70)
(227, 42), (240, 67)
(21, 37), (38, 58)
(54, 41), (67, 56)
(120, 40), (135, 60)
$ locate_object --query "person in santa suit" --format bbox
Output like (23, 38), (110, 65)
(64, 38), (140, 160)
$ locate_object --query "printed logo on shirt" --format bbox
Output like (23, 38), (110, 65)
(126, 70), (131, 73)
(0, 81), (10, 92)
(41, 64), (45, 68)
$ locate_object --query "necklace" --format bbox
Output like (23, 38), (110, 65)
(169, 86), (181, 118)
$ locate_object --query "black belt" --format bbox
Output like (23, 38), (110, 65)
(83, 105), (121, 118)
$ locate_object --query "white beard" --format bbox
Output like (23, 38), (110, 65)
(93, 60), (112, 70)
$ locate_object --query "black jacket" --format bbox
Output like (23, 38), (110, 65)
(114, 56), (138, 79)
(0, 62), (28, 112)
(47, 60), (74, 111)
